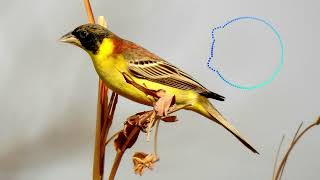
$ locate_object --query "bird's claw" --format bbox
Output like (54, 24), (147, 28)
(154, 90), (176, 117)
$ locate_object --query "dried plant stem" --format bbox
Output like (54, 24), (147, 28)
(109, 127), (140, 180)
(272, 135), (284, 180)
(105, 131), (121, 146)
(109, 151), (125, 180)
(278, 122), (303, 180)
(100, 92), (118, 178)
(84, 0), (95, 23)
(153, 120), (160, 156)
(83, 1), (102, 179)
(93, 76), (110, 180)
(273, 117), (320, 180)
(101, 93), (118, 144)
(83, 1), (119, 180)
(93, 100), (103, 180)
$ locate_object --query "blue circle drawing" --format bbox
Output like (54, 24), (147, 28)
(207, 16), (284, 90)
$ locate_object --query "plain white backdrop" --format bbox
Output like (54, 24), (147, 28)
(0, 0), (319, 179)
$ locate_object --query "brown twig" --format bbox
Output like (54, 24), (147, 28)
(109, 127), (140, 180)
(100, 92), (118, 176)
(272, 135), (284, 180)
(153, 120), (160, 156)
(101, 92), (118, 144)
(83, 1), (104, 178)
(278, 122), (303, 180)
(84, 0), (95, 23)
(273, 117), (320, 180)
(105, 131), (122, 146)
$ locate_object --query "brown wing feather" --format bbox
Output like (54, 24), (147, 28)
(122, 40), (224, 101)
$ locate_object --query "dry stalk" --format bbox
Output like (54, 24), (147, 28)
(83, 1), (120, 180)
(84, 0), (95, 23)
(273, 116), (320, 180)
(109, 127), (140, 180)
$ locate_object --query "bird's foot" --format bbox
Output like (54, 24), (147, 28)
(153, 89), (176, 117)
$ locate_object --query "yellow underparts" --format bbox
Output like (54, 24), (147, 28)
(89, 38), (204, 113)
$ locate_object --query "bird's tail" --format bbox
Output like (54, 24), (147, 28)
(193, 97), (259, 154)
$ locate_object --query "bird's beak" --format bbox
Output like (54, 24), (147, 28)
(59, 32), (81, 46)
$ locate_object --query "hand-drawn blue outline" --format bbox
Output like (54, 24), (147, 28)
(207, 16), (284, 90)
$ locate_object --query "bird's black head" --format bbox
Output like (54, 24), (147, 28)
(60, 24), (114, 54)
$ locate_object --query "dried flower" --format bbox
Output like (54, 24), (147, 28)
(114, 119), (140, 152)
(111, 72), (179, 177)
(161, 115), (178, 123)
(132, 152), (159, 175)
(113, 130), (126, 152)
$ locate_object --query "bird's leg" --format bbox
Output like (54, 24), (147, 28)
(153, 90), (176, 116)
(145, 111), (156, 142)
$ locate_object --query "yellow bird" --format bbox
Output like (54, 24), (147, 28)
(60, 24), (258, 154)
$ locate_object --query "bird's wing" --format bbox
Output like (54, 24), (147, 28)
(121, 42), (209, 94)
(128, 57), (210, 94)
(121, 40), (224, 101)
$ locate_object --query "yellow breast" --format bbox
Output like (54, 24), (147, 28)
(88, 38), (199, 107)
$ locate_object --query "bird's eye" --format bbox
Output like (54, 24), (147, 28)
(79, 31), (89, 39)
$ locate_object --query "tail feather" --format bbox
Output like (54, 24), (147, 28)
(197, 99), (259, 154)
(200, 91), (225, 101)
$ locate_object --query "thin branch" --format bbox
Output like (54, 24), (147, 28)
(272, 135), (285, 180)
(273, 118), (319, 180)
(109, 127), (140, 180)
(99, 92), (118, 177)
(84, 0), (100, 177)
(84, 0), (95, 23)
(101, 92), (118, 145)
(105, 131), (121, 146)
(154, 120), (160, 156)
(278, 122), (303, 180)
(82, 1), (116, 180)
(93, 93), (103, 180)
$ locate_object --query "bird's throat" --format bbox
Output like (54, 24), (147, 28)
(95, 38), (115, 59)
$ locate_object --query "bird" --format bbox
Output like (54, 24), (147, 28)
(60, 24), (258, 154)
